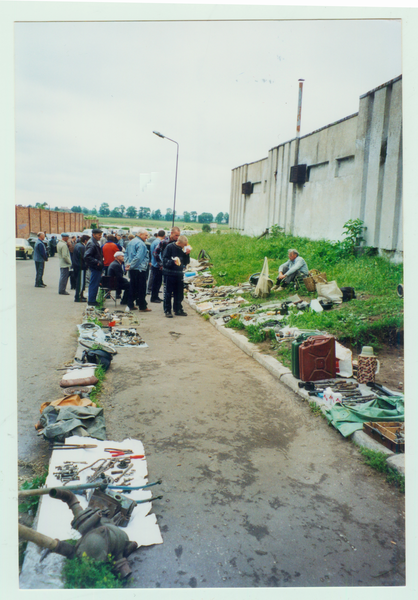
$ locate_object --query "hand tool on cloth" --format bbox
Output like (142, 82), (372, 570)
(52, 443), (98, 450)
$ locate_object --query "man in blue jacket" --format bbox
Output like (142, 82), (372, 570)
(33, 232), (48, 288)
(84, 229), (104, 306)
(125, 228), (151, 312)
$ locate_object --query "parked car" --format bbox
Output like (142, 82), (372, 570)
(16, 238), (34, 260)
(27, 235), (49, 256)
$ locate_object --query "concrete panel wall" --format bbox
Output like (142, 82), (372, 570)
(230, 76), (402, 255)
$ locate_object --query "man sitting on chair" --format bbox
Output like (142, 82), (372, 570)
(107, 252), (136, 311)
(273, 248), (309, 291)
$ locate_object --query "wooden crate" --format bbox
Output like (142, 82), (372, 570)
(363, 421), (404, 453)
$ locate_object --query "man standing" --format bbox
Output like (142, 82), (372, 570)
(48, 235), (57, 257)
(150, 229), (166, 303)
(72, 234), (90, 302)
(153, 226), (181, 268)
(125, 228), (151, 312)
(274, 249), (309, 291)
(33, 232), (48, 288)
(57, 233), (72, 295)
(84, 229), (104, 306)
(162, 235), (191, 317)
(107, 251), (134, 309)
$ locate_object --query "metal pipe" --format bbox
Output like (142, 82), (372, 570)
(19, 524), (76, 559)
(296, 79), (305, 139)
(18, 481), (107, 498)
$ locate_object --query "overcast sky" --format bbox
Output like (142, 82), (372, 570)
(14, 18), (401, 216)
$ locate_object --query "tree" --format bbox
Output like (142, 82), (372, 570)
(190, 211), (197, 222)
(91, 207), (98, 216)
(118, 205), (126, 217)
(223, 212), (229, 224)
(35, 202), (48, 210)
(126, 206), (137, 218)
(99, 202), (110, 216)
(202, 223), (211, 233)
(152, 209), (162, 220)
(81, 207), (90, 214)
(110, 207), (123, 218)
(183, 211), (191, 223)
(142, 207), (151, 219)
(71, 205), (82, 213)
(198, 212), (213, 224)
(215, 212), (224, 224)
(165, 208), (173, 222)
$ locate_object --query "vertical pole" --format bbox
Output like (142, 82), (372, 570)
(294, 78), (305, 165)
(172, 141), (179, 230)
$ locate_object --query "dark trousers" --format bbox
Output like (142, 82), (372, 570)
(150, 265), (163, 301)
(129, 270), (148, 310)
(35, 261), (45, 286)
(88, 268), (103, 304)
(59, 267), (70, 293)
(164, 275), (184, 314)
(277, 265), (304, 286)
(69, 269), (77, 289)
(74, 267), (86, 301)
(117, 277), (132, 306)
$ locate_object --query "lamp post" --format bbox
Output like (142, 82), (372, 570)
(153, 131), (179, 229)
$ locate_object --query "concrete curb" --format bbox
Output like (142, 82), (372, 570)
(188, 298), (405, 476)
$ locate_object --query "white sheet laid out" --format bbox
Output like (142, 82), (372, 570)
(36, 436), (163, 547)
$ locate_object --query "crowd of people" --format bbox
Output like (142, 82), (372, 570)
(33, 226), (191, 318)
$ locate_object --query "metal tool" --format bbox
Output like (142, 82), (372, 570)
(52, 443), (98, 450)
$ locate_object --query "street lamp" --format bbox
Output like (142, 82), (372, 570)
(153, 131), (179, 229)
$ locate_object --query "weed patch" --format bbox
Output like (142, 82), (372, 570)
(358, 447), (405, 493)
(62, 553), (126, 589)
(89, 364), (106, 407)
(19, 470), (48, 514)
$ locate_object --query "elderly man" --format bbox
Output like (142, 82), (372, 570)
(33, 231), (48, 288)
(84, 229), (104, 306)
(107, 251), (134, 309)
(72, 234), (90, 302)
(153, 226), (181, 268)
(162, 234), (191, 317)
(125, 228), (151, 312)
(57, 233), (72, 295)
(274, 248), (309, 291)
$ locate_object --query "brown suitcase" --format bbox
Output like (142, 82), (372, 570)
(299, 335), (336, 381)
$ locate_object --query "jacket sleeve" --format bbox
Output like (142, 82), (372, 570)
(62, 244), (72, 266)
(84, 243), (103, 270)
(153, 241), (164, 266)
(285, 256), (306, 277)
(162, 243), (173, 270)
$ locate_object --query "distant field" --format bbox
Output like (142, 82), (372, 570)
(96, 217), (230, 231)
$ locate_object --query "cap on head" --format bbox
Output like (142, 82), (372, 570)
(61, 233), (69, 238)
(114, 251), (124, 258)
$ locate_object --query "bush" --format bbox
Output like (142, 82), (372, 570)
(202, 224), (211, 233)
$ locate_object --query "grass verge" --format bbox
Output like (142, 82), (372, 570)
(358, 447), (405, 493)
(18, 470), (48, 514)
(192, 230), (403, 348)
(89, 364), (106, 407)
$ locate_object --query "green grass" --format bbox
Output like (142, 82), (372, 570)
(358, 447), (405, 493)
(19, 470), (48, 514)
(191, 231), (403, 347)
(97, 216), (229, 231)
(62, 554), (125, 589)
(89, 364), (106, 407)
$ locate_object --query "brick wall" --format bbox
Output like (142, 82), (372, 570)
(15, 207), (91, 238)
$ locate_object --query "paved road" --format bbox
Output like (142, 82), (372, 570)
(17, 257), (85, 464)
(16, 258), (405, 589)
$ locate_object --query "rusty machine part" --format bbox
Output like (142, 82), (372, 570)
(18, 487), (139, 578)
(86, 488), (137, 527)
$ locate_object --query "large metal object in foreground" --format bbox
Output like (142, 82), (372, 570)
(19, 487), (138, 578)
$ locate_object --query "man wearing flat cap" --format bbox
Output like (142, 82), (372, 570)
(57, 233), (72, 295)
(84, 229), (104, 306)
(107, 251), (133, 308)
(125, 228), (151, 312)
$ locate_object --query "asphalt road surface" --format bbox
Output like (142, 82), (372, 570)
(16, 257), (405, 589)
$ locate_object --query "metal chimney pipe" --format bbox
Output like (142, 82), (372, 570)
(296, 79), (305, 139)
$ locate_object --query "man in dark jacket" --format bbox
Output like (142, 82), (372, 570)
(84, 229), (104, 306)
(107, 252), (134, 309)
(33, 232), (48, 287)
(48, 236), (57, 257)
(72, 234), (90, 302)
(153, 226), (181, 268)
(162, 235), (191, 317)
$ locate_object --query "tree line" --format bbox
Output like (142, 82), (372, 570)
(70, 204), (229, 224)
